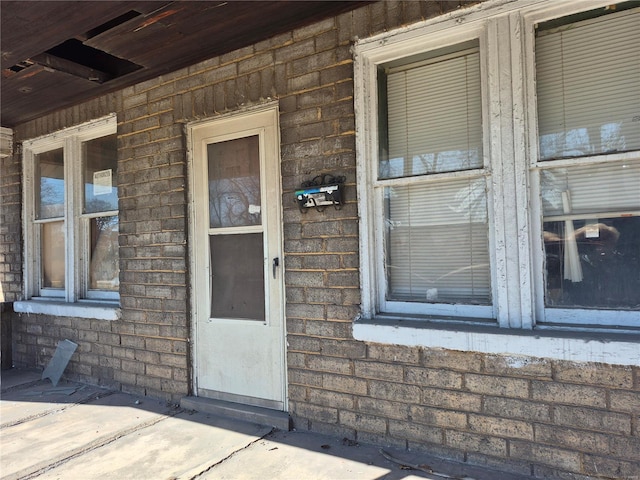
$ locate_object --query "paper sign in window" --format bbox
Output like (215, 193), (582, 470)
(93, 169), (112, 196)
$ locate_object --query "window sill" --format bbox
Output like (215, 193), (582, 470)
(14, 299), (121, 321)
(353, 314), (640, 366)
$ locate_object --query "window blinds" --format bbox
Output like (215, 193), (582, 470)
(536, 8), (640, 161)
(383, 49), (483, 178)
(541, 162), (640, 217)
(386, 178), (491, 304)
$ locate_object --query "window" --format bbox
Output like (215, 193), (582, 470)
(376, 41), (492, 319)
(534, 6), (640, 326)
(354, 0), (639, 359)
(19, 115), (119, 317)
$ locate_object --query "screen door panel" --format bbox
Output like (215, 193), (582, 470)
(210, 233), (265, 320)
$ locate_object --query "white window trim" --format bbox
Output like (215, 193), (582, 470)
(354, 0), (639, 365)
(17, 114), (120, 319)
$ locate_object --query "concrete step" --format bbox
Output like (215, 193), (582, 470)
(180, 396), (291, 431)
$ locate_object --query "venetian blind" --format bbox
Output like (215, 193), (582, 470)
(541, 162), (640, 217)
(536, 8), (640, 161)
(382, 48), (483, 178)
(382, 46), (489, 305)
(386, 178), (491, 305)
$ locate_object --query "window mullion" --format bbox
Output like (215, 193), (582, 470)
(64, 137), (78, 302)
(486, 14), (534, 329)
(509, 11), (535, 329)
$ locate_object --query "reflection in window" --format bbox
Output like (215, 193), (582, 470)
(84, 135), (118, 214)
(89, 216), (119, 291)
(41, 221), (65, 289)
(541, 163), (640, 310)
(536, 7), (640, 161)
(379, 43), (482, 179)
(36, 148), (65, 219)
(543, 217), (640, 309)
(208, 136), (261, 228)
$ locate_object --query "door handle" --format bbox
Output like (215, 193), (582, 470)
(272, 257), (280, 279)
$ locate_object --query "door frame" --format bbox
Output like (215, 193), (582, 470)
(186, 102), (287, 409)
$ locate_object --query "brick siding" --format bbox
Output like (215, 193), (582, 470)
(6, 1), (639, 478)
(0, 151), (22, 303)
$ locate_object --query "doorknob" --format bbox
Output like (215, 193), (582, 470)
(272, 257), (280, 279)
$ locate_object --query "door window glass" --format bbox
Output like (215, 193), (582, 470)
(208, 136), (261, 228)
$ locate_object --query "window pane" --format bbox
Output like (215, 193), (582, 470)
(210, 233), (265, 320)
(36, 148), (64, 219)
(536, 8), (640, 160)
(542, 162), (640, 310)
(541, 162), (640, 217)
(89, 216), (119, 291)
(208, 136), (261, 228)
(380, 47), (482, 179)
(41, 221), (65, 289)
(385, 178), (491, 304)
(83, 134), (118, 213)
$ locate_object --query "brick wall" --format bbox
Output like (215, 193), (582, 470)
(7, 1), (639, 477)
(288, 343), (640, 478)
(0, 151), (22, 303)
(1, 149), (22, 369)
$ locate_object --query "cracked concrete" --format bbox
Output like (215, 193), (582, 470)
(1, 369), (529, 480)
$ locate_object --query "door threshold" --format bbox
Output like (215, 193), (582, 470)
(181, 396), (291, 431)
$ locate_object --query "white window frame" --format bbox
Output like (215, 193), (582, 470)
(354, 0), (639, 365)
(523, 3), (640, 328)
(15, 114), (120, 320)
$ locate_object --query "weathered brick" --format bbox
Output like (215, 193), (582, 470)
(287, 335), (321, 353)
(553, 405), (632, 435)
(469, 414), (534, 440)
(295, 402), (338, 424)
(532, 380), (607, 408)
(354, 360), (403, 381)
(340, 410), (386, 434)
(510, 441), (582, 472)
(146, 364), (173, 379)
(322, 373), (367, 395)
(422, 387), (483, 413)
(421, 349), (484, 373)
(369, 380), (420, 402)
(367, 344), (420, 365)
(305, 319), (346, 338)
(610, 390), (640, 413)
(405, 367), (463, 390)
(484, 354), (552, 378)
(445, 430), (508, 458)
(411, 405), (467, 429)
(388, 420), (442, 445)
(289, 369), (323, 387)
(306, 355), (352, 375)
(465, 374), (529, 399)
(289, 384), (308, 402)
(357, 397), (409, 421)
(553, 362), (633, 389)
(580, 455), (640, 479)
(484, 396), (551, 422)
(308, 387), (354, 410)
(122, 359), (145, 374)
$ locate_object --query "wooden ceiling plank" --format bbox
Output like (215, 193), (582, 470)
(1, 1), (147, 70)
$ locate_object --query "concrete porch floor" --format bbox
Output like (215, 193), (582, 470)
(1, 369), (529, 480)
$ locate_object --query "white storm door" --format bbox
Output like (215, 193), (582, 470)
(190, 106), (285, 410)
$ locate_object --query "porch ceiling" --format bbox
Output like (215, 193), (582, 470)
(1, 0), (370, 128)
